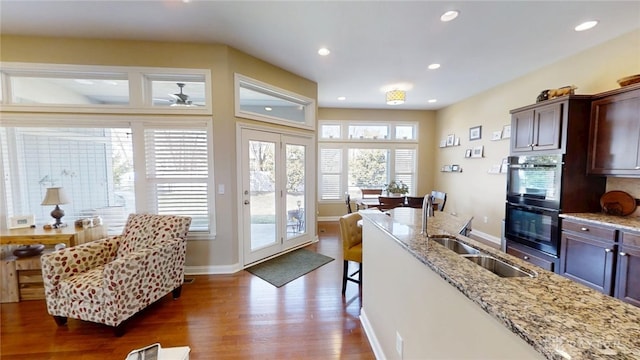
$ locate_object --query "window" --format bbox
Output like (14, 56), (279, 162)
(318, 121), (418, 201)
(235, 74), (316, 130)
(1, 118), (214, 237)
(0, 63), (215, 238)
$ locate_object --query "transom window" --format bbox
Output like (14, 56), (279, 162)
(318, 121), (418, 201)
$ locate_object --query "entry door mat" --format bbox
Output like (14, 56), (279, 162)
(246, 248), (334, 288)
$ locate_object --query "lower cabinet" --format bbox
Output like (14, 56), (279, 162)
(615, 232), (640, 307)
(505, 240), (558, 273)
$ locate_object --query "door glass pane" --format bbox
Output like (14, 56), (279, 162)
(286, 144), (305, 239)
(348, 148), (389, 190)
(248, 140), (277, 250)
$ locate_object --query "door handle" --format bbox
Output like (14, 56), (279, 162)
(580, 227), (589, 231)
(604, 248), (612, 253)
(619, 252), (627, 256)
(244, 200), (250, 205)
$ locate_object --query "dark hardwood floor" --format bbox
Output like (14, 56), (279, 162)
(1, 222), (374, 359)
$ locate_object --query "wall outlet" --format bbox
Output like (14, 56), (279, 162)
(396, 331), (403, 358)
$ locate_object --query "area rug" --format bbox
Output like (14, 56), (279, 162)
(246, 248), (334, 287)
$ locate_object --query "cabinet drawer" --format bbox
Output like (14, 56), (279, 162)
(507, 246), (554, 271)
(562, 219), (616, 241)
(621, 231), (640, 248)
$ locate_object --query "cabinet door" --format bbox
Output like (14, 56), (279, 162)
(588, 89), (640, 175)
(532, 102), (563, 151)
(615, 232), (640, 307)
(511, 109), (534, 153)
(560, 232), (616, 295)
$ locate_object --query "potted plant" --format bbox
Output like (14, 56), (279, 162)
(384, 180), (409, 196)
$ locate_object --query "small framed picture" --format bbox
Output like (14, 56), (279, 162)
(491, 130), (502, 141)
(465, 149), (472, 158)
(454, 137), (460, 146)
(451, 164), (460, 172)
(446, 134), (455, 146)
(502, 124), (511, 139)
(469, 126), (482, 141)
(439, 140), (447, 148)
(471, 145), (484, 158)
(9, 215), (35, 229)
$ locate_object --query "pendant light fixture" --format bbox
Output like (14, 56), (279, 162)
(386, 90), (406, 105)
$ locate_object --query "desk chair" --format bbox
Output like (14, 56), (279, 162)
(339, 212), (362, 295)
(361, 188), (383, 198)
(378, 196), (405, 211)
(431, 191), (447, 211)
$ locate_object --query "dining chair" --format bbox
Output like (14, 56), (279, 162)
(345, 192), (353, 214)
(377, 196), (405, 211)
(361, 188), (383, 198)
(431, 190), (447, 211)
(406, 196), (425, 208)
(339, 212), (362, 295)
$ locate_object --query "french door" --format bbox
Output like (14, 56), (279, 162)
(239, 127), (314, 266)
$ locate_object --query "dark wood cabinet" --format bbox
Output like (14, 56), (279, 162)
(511, 102), (563, 153)
(510, 96), (593, 155)
(506, 240), (557, 272)
(560, 219), (617, 295)
(588, 85), (640, 176)
(615, 231), (640, 307)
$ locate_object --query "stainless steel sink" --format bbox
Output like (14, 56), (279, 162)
(462, 254), (535, 278)
(429, 236), (480, 255)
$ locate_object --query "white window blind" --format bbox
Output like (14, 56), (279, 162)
(144, 129), (210, 231)
(319, 147), (342, 200)
(394, 148), (417, 193)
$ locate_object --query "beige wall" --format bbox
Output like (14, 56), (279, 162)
(317, 108), (437, 218)
(0, 35), (318, 270)
(434, 28), (640, 239)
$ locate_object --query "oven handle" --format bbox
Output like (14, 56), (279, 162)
(507, 202), (560, 214)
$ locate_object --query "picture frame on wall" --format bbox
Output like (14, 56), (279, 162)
(471, 145), (484, 158)
(491, 130), (502, 141)
(446, 134), (455, 146)
(465, 149), (472, 158)
(469, 126), (482, 141)
(502, 124), (511, 139)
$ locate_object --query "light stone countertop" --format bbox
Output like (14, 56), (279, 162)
(360, 207), (640, 360)
(560, 213), (640, 232)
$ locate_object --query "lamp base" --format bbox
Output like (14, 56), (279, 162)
(50, 205), (66, 228)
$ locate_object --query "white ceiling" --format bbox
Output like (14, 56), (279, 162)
(1, 1), (639, 110)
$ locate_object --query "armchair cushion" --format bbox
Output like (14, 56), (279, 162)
(117, 213), (191, 258)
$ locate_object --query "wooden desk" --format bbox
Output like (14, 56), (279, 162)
(0, 225), (107, 303)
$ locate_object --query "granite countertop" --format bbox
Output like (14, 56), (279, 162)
(361, 208), (640, 360)
(560, 212), (640, 233)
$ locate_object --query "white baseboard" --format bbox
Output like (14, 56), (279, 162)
(360, 308), (386, 360)
(469, 229), (501, 246)
(318, 216), (340, 222)
(185, 263), (242, 275)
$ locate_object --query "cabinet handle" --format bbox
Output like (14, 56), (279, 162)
(605, 248), (612, 253)
(580, 227), (589, 231)
(620, 252), (627, 256)
(523, 256), (530, 260)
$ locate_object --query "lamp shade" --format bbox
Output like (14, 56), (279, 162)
(386, 90), (406, 105)
(41, 187), (70, 205)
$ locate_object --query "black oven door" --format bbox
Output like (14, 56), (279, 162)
(506, 155), (563, 209)
(505, 203), (560, 257)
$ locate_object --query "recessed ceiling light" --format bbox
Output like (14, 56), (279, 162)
(440, 10), (459, 22)
(318, 47), (331, 56)
(265, 107), (272, 111)
(575, 20), (598, 32)
(428, 63), (441, 70)
(428, 99), (437, 103)
(337, 96), (346, 101)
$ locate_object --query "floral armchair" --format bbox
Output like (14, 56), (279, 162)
(40, 214), (192, 336)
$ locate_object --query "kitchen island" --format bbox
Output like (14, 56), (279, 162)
(360, 208), (640, 360)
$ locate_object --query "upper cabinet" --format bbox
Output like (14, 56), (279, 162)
(587, 85), (640, 177)
(510, 96), (592, 155)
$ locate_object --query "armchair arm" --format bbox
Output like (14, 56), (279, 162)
(41, 236), (121, 297)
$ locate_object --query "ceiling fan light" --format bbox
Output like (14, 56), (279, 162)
(386, 90), (406, 105)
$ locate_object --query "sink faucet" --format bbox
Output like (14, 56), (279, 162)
(421, 194), (434, 235)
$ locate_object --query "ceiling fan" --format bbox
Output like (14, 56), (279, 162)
(169, 82), (193, 106)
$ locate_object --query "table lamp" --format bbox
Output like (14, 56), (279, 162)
(41, 187), (70, 228)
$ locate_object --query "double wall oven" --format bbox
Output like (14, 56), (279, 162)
(505, 155), (563, 256)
